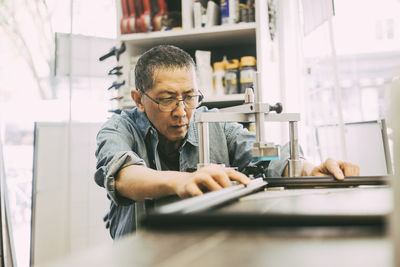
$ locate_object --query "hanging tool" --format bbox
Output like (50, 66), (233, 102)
(108, 66), (123, 76)
(107, 80), (126, 90)
(109, 96), (125, 101)
(99, 42), (126, 62)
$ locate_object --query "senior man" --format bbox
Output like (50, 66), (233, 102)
(95, 45), (359, 239)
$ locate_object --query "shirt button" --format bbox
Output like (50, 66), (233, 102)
(150, 129), (153, 134)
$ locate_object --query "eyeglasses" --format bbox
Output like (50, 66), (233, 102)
(140, 90), (204, 112)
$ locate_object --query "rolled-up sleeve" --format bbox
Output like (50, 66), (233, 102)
(95, 116), (145, 205)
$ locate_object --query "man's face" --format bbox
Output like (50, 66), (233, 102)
(140, 67), (197, 142)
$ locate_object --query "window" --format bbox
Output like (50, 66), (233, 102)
(0, 1), (116, 266)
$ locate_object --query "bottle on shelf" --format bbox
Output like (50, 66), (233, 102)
(213, 61), (226, 96)
(239, 2), (248, 23)
(196, 50), (213, 98)
(247, 0), (255, 22)
(224, 59), (240, 94)
(239, 56), (256, 93)
(221, 0), (240, 25)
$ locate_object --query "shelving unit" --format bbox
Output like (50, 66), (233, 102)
(114, 0), (274, 110)
(120, 23), (256, 48)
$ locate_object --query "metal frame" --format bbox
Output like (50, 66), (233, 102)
(195, 73), (302, 177)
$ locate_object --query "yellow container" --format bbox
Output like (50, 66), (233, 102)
(224, 59), (239, 94)
(240, 56), (256, 68)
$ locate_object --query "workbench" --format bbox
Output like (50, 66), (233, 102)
(38, 185), (394, 267)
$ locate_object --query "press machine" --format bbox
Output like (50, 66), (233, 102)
(195, 72), (303, 177)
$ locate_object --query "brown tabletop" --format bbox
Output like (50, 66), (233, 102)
(39, 186), (394, 267)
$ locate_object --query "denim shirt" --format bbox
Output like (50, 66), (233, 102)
(94, 106), (292, 239)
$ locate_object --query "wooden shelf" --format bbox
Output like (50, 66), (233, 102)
(120, 23), (256, 49)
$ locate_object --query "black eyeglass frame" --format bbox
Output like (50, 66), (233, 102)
(139, 89), (204, 112)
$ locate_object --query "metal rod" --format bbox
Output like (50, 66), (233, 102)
(380, 119), (393, 175)
(289, 121), (299, 160)
(254, 72), (266, 143)
(288, 121), (302, 177)
(197, 121), (210, 166)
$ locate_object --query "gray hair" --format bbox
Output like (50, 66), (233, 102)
(134, 45), (196, 92)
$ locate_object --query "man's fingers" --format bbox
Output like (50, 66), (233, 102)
(310, 169), (330, 177)
(196, 175), (224, 191)
(354, 165), (360, 176)
(226, 168), (251, 185)
(339, 162), (360, 176)
(199, 164), (250, 186)
(324, 158), (344, 180)
(184, 182), (203, 198)
(211, 168), (233, 188)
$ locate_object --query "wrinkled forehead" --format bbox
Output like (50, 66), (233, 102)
(152, 65), (196, 78)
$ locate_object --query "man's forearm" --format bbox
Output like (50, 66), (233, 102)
(115, 165), (188, 201)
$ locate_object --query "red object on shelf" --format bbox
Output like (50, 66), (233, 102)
(127, 0), (137, 33)
(135, 0), (144, 32)
(140, 0), (153, 32)
(153, 0), (167, 31)
(120, 0), (130, 34)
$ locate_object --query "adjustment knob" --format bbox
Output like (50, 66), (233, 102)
(270, 102), (282, 114)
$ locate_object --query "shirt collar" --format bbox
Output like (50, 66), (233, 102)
(123, 108), (156, 138)
(123, 107), (203, 146)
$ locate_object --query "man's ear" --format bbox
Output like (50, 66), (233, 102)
(131, 90), (145, 112)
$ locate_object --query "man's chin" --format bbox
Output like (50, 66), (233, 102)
(169, 134), (186, 141)
(166, 131), (187, 141)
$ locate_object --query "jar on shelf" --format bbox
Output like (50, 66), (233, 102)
(247, 0), (255, 22)
(224, 59), (240, 95)
(239, 56), (256, 94)
(213, 61), (225, 96)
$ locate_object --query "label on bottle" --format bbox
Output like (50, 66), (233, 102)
(240, 68), (256, 93)
(225, 69), (239, 94)
(221, 0), (230, 24)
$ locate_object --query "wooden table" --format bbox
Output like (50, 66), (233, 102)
(39, 186), (394, 267)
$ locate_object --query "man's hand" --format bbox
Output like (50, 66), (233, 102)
(173, 164), (251, 199)
(308, 158), (360, 180)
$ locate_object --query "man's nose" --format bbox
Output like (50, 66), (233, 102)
(172, 100), (187, 116)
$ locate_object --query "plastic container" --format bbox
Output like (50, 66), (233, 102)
(224, 59), (240, 94)
(195, 50), (213, 97)
(239, 56), (257, 94)
(213, 62), (225, 96)
(221, 0), (239, 24)
(239, 3), (248, 22)
(247, 0), (255, 22)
